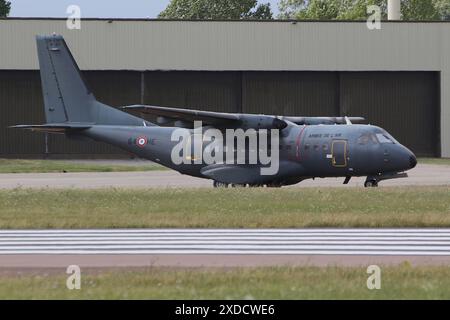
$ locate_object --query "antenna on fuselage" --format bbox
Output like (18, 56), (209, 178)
(345, 116), (352, 125)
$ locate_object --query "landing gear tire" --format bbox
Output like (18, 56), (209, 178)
(230, 184), (247, 188)
(364, 180), (378, 188)
(213, 181), (229, 188)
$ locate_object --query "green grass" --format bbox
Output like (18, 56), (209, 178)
(418, 158), (450, 166)
(0, 159), (166, 173)
(0, 265), (449, 299)
(0, 186), (449, 229)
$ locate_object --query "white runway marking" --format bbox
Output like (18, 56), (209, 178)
(1, 229), (450, 256)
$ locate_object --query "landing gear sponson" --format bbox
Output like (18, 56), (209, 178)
(214, 172), (409, 188)
(364, 172), (408, 188)
(213, 181), (277, 188)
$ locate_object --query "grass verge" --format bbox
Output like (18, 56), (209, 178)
(0, 159), (165, 173)
(0, 265), (449, 299)
(0, 186), (449, 229)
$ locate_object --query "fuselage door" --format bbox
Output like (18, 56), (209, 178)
(331, 140), (347, 167)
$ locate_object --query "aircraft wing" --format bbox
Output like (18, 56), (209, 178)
(122, 105), (287, 130)
(123, 105), (238, 126)
(123, 105), (364, 128)
(281, 116), (365, 125)
(11, 123), (92, 133)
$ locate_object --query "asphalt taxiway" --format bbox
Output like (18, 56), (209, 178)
(0, 164), (448, 189)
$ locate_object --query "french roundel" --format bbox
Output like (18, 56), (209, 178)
(136, 136), (148, 148)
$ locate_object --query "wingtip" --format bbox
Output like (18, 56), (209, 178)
(121, 105), (147, 110)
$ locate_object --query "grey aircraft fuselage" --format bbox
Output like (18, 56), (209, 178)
(83, 122), (417, 187)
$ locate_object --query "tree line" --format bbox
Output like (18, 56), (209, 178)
(0, 0), (10, 17)
(1, 0), (448, 21)
(159, 0), (450, 21)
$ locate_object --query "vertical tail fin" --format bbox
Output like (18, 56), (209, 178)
(36, 35), (149, 126)
(37, 35), (95, 123)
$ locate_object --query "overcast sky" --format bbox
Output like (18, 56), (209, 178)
(9, 0), (280, 18)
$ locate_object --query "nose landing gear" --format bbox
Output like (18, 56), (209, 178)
(364, 179), (379, 188)
(364, 172), (408, 188)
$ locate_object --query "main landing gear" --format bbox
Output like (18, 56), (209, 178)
(213, 181), (229, 188)
(212, 181), (276, 188)
(213, 181), (247, 188)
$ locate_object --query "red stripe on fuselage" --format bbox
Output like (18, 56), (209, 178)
(296, 125), (306, 161)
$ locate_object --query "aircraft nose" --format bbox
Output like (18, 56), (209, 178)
(399, 146), (417, 170)
(409, 153), (417, 169)
(388, 144), (417, 172)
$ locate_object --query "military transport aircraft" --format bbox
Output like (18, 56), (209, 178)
(13, 35), (417, 188)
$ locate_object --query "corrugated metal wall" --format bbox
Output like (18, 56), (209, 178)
(340, 72), (439, 157)
(242, 72), (339, 116)
(0, 71), (45, 155)
(143, 72), (242, 113)
(0, 20), (447, 72)
(0, 70), (439, 158)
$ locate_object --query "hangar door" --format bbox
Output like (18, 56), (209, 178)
(242, 72), (339, 116)
(340, 72), (439, 157)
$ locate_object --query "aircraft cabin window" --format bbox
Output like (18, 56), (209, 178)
(323, 144), (329, 151)
(304, 144), (310, 150)
(357, 134), (370, 145)
(314, 145), (319, 151)
(376, 134), (394, 144)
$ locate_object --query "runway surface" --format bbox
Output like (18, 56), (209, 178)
(0, 164), (448, 189)
(2, 229), (450, 267)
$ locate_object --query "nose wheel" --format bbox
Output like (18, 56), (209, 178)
(364, 172), (408, 188)
(364, 179), (378, 188)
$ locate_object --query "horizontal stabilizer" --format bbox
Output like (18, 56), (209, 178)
(11, 123), (92, 133)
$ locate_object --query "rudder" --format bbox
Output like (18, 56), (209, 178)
(37, 35), (95, 123)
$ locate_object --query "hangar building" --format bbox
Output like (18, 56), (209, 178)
(0, 18), (449, 158)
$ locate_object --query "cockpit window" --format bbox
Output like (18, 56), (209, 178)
(357, 134), (370, 145)
(376, 133), (394, 144)
(358, 133), (379, 145)
(370, 134), (378, 144)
